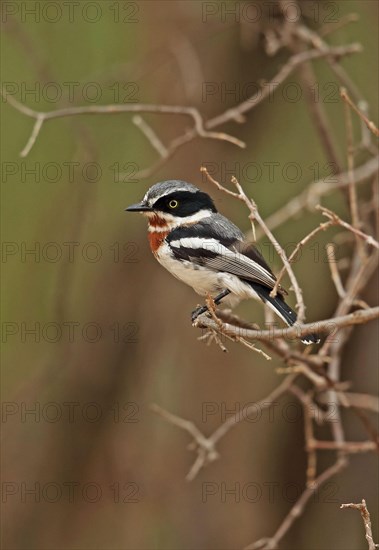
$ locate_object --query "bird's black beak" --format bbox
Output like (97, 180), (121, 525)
(125, 202), (153, 212)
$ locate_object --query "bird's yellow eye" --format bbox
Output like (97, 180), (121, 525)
(168, 199), (179, 209)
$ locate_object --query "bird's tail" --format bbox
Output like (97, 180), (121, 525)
(250, 283), (320, 345)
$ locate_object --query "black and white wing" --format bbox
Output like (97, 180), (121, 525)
(166, 214), (285, 294)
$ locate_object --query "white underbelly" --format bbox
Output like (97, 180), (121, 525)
(157, 251), (220, 295)
(156, 243), (261, 305)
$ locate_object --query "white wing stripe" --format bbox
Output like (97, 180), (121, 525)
(170, 237), (223, 251)
(169, 237), (276, 287)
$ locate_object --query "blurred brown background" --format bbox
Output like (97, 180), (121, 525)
(1, 1), (378, 549)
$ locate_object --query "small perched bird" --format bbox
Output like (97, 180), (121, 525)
(126, 180), (319, 345)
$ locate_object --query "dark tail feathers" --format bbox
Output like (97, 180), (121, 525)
(251, 283), (320, 345)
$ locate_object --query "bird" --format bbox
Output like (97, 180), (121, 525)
(126, 180), (320, 345)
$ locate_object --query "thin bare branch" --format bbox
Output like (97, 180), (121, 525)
(316, 205), (379, 249)
(132, 115), (168, 158)
(206, 172), (306, 323)
(151, 375), (297, 481)
(194, 306), (379, 343)
(319, 13), (360, 37)
(2, 43), (361, 167)
(207, 43), (362, 128)
(339, 392), (379, 413)
(255, 156), (379, 238)
(149, 403), (219, 482)
(1, 88), (245, 157)
(341, 87), (367, 260)
(311, 440), (376, 453)
(325, 243), (347, 299)
(341, 88), (379, 138)
(340, 499), (377, 550)
(272, 220), (334, 296)
(245, 457), (348, 550)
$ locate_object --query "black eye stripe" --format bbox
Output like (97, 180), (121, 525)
(154, 191), (199, 205)
(152, 190), (217, 216)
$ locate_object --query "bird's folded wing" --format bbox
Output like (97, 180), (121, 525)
(168, 236), (277, 290)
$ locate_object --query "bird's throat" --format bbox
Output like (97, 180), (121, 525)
(148, 229), (169, 255)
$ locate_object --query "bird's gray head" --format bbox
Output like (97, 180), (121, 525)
(125, 180), (217, 224)
(143, 180), (199, 206)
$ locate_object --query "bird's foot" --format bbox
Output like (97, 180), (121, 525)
(191, 304), (209, 323)
(191, 290), (230, 324)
